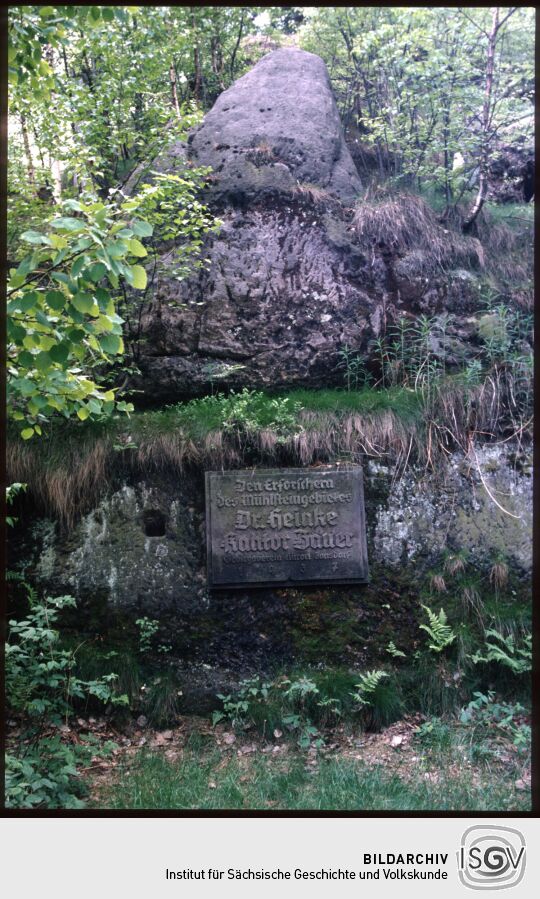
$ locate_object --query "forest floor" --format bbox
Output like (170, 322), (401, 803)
(79, 714), (531, 811)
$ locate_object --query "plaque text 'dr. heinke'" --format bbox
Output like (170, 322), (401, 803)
(205, 467), (369, 588)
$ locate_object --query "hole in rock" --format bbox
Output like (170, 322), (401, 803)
(142, 509), (167, 537)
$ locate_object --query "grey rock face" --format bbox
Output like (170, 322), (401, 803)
(369, 445), (532, 571)
(188, 48), (362, 203)
(24, 446), (531, 706)
(131, 49), (374, 401)
(30, 444), (532, 614)
(129, 48), (491, 402)
(138, 203), (372, 400)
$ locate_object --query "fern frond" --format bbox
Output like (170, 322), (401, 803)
(419, 605), (455, 653)
(474, 629), (531, 673)
(386, 641), (406, 658)
(352, 669), (389, 706)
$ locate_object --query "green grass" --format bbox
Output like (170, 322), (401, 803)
(286, 387), (422, 419)
(483, 202), (534, 229)
(8, 386), (423, 449)
(123, 386), (423, 441)
(98, 739), (530, 811)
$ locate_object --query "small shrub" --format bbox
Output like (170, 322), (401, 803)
(414, 717), (452, 750)
(5, 734), (117, 809)
(400, 657), (463, 717)
(212, 677), (272, 730)
(143, 672), (184, 727)
(211, 668), (402, 743)
(336, 346), (372, 391)
(460, 691), (530, 759)
(5, 588), (128, 808)
(135, 616), (159, 654)
(73, 643), (143, 708)
(352, 670), (403, 731)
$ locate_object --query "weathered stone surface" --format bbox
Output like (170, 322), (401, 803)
(129, 49), (491, 402)
(129, 49), (372, 401)
(188, 48), (362, 204)
(368, 445), (532, 571)
(27, 444), (531, 617)
(135, 198), (379, 400)
(18, 444), (530, 707)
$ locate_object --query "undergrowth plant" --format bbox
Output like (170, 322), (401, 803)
(470, 629), (532, 675)
(174, 389), (302, 442)
(460, 692), (530, 760)
(419, 605), (456, 653)
(212, 669), (402, 746)
(336, 346), (372, 391)
(5, 585), (128, 808)
(135, 616), (159, 654)
(6, 480), (26, 527)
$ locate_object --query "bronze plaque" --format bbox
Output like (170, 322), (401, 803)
(205, 466), (369, 589)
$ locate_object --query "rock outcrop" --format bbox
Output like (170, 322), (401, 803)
(188, 48), (362, 204)
(20, 443), (531, 706)
(128, 49), (486, 403)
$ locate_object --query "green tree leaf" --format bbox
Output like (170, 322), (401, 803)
(130, 265), (147, 290)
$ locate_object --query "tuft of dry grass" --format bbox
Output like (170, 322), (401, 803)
(461, 583), (485, 629)
(353, 193), (484, 272)
(430, 574), (447, 594)
(6, 401), (425, 527)
(7, 360), (531, 527)
(444, 552), (467, 577)
(6, 436), (115, 529)
(295, 182), (334, 204)
(490, 560), (509, 591)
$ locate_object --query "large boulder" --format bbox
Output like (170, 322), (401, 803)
(130, 49), (485, 403)
(131, 49), (374, 402)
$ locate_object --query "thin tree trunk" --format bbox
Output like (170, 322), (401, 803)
(211, 34), (225, 89)
(50, 156), (62, 203)
(463, 7), (500, 232)
(229, 10), (245, 80)
(190, 9), (202, 101)
(20, 114), (35, 186)
(169, 63), (182, 119)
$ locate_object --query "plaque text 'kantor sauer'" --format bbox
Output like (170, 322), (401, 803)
(205, 467), (368, 588)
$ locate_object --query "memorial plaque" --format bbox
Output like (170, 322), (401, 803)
(205, 466), (369, 588)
